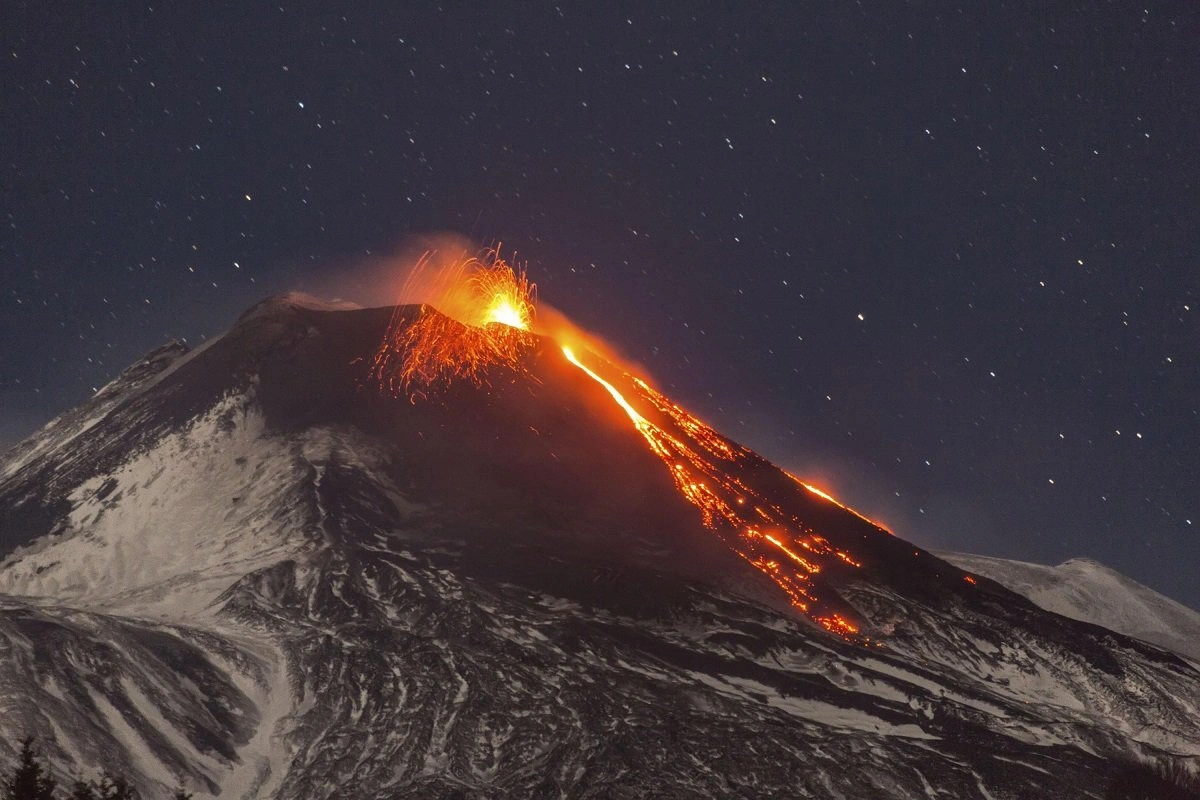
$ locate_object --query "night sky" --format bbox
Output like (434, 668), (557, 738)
(4, 4), (1198, 606)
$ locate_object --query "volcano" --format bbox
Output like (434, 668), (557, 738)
(1, 292), (1198, 799)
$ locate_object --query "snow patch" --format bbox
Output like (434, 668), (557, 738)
(209, 631), (295, 800)
(685, 670), (937, 740)
(942, 551), (1200, 662)
(0, 393), (308, 617)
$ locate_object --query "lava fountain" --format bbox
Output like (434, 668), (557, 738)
(370, 248), (536, 398)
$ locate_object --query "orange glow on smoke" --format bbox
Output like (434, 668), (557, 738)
(371, 248), (535, 396)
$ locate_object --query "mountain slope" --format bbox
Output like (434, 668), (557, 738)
(0, 296), (1197, 799)
(941, 552), (1200, 663)
(0, 599), (275, 797)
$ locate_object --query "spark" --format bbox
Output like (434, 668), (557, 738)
(371, 248), (535, 397)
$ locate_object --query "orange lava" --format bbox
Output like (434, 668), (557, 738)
(814, 613), (860, 637)
(560, 344), (870, 642)
(371, 249), (879, 642)
(371, 249), (535, 397)
(797, 479), (892, 535)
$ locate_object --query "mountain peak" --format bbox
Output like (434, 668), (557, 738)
(941, 550), (1200, 661)
(94, 338), (192, 398)
(1055, 556), (1115, 573)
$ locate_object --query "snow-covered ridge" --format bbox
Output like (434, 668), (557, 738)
(0, 392), (309, 618)
(940, 551), (1200, 662)
(93, 339), (192, 399)
(0, 341), (192, 484)
(0, 601), (271, 798)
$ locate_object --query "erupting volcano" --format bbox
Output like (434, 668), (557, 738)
(367, 248), (892, 641)
(4, 267), (1199, 800)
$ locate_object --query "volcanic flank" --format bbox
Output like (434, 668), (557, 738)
(1, 262), (1199, 798)
(362, 250), (911, 641)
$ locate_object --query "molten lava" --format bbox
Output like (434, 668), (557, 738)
(371, 249), (535, 397)
(371, 248), (889, 642)
(559, 344), (871, 641)
(797, 479), (893, 535)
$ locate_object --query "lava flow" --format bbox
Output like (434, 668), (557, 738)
(559, 344), (869, 640)
(371, 248), (536, 398)
(373, 249), (885, 642)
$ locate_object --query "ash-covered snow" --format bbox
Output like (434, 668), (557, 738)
(0, 602), (266, 798)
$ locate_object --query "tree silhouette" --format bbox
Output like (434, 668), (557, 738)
(68, 782), (96, 800)
(61, 773), (142, 800)
(2, 737), (56, 800)
(87, 773), (137, 800)
(1, 735), (163, 800)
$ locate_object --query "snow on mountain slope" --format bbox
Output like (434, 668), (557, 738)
(0, 340), (191, 485)
(0, 392), (309, 618)
(941, 551), (1200, 663)
(0, 599), (271, 798)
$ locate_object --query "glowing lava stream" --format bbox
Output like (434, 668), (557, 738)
(798, 480), (892, 534)
(561, 346), (650, 432)
(558, 343), (869, 641)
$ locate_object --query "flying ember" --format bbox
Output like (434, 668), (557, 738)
(370, 248), (535, 397)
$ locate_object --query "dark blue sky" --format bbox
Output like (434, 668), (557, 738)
(3, 3), (1198, 606)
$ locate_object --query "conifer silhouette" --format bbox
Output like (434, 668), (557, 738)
(89, 772), (137, 800)
(2, 738), (56, 800)
(68, 781), (96, 800)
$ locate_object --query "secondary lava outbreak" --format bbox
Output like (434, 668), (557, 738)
(369, 247), (890, 642)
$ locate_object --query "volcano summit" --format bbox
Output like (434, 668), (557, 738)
(0, 286), (1198, 799)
